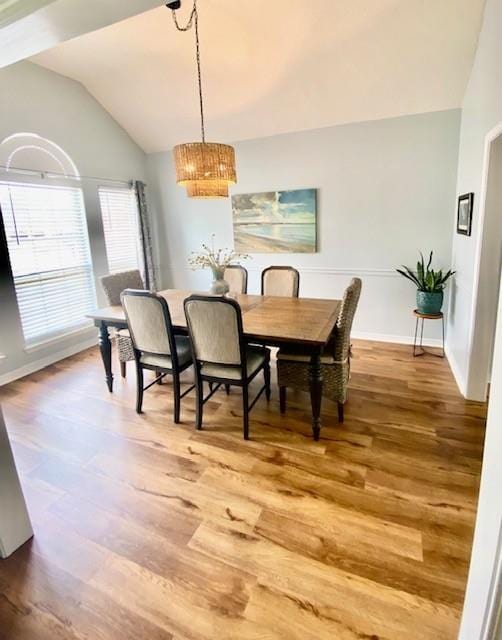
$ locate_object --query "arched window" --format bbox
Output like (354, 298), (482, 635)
(0, 132), (80, 178)
(0, 133), (96, 346)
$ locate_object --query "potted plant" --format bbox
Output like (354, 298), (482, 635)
(397, 251), (455, 315)
(189, 235), (249, 294)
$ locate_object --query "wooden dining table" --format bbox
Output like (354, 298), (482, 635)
(87, 289), (341, 440)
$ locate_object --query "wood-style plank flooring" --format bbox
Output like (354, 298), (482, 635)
(0, 340), (486, 639)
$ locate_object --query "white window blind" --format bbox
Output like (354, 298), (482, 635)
(98, 186), (142, 274)
(0, 181), (96, 346)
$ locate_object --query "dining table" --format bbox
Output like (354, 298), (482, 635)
(87, 289), (341, 440)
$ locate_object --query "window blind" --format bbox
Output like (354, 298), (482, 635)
(98, 186), (142, 274)
(0, 181), (96, 346)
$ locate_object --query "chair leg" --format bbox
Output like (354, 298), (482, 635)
(225, 384), (230, 395)
(242, 384), (250, 440)
(279, 386), (286, 413)
(120, 360), (126, 378)
(156, 370), (163, 384)
(135, 363), (144, 414)
(337, 401), (344, 423)
(172, 371), (181, 424)
(195, 377), (204, 430)
(264, 360), (271, 401)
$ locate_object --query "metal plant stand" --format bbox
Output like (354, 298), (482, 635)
(413, 310), (445, 358)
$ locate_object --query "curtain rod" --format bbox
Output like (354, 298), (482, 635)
(0, 164), (139, 187)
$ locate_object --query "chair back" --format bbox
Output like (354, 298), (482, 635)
(184, 295), (244, 366)
(224, 265), (248, 294)
(333, 278), (362, 362)
(121, 290), (174, 356)
(261, 266), (300, 297)
(101, 269), (144, 306)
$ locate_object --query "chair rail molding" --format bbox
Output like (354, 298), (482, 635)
(158, 264), (447, 351)
(164, 265), (400, 278)
(250, 267), (399, 278)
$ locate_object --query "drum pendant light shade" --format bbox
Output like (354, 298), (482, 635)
(169, 2), (237, 199)
(173, 142), (236, 198)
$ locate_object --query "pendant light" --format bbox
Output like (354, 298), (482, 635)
(168, 0), (237, 198)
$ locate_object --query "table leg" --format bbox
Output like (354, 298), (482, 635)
(309, 350), (323, 441)
(98, 321), (113, 392)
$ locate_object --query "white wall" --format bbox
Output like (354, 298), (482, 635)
(147, 109), (460, 345)
(445, 2), (502, 634)
(451, 1), (502, 633)
(470, 135), (502, 393)
(0, 405), (33, 557)
(446, 0), (502, 398)
(459, 272), (502, 640)
(0, 61), (147, 383)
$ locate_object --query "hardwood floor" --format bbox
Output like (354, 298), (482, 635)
(0, 340), (486, 639)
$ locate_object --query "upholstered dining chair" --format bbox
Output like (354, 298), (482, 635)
(224, 264), (248, 294)
(261, 266), (300, 297)
(100, 269), (144, 378)
(121, 290), (194, 423)
(276, 277), (362, 423)
(184, 295), (271, 439)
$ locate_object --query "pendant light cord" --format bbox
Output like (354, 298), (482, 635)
(171, 1), (206, 142)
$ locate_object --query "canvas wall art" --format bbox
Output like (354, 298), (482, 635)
(231, 188), (317, 253)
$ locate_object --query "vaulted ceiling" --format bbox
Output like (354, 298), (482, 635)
(30, 0), (486, 153)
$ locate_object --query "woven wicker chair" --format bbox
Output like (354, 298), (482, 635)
(224, 265), (248, 294)
(276, 277), (362, 423)
(100, 270), (144, 378)
(261, 266), (300, 297)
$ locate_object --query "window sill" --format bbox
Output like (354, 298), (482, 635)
(24, 323), (95, 354)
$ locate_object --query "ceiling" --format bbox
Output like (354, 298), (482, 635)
(0, 0), (165, 68)
(31, 0), (486, 153)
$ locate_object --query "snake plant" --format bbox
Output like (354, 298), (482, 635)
(397, 251), (455, 292)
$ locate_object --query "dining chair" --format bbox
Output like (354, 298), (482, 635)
(276, 277), (362, 423)
(261, 266), (300, 297)
(121, 289), (194, 423)
(224, 264), (248, 294)
(100, 269), (144, 378)
(184, 294), (271, 439)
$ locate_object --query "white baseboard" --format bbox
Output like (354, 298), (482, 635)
(0, 329), (456, 391)
(352, 331), (443, 348)
(0, 337), (97, 387)
(445, 342), (467, 397)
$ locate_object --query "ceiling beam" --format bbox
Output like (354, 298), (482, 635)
(0, 0), (166, 69)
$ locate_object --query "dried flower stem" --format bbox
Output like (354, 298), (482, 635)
(188, 234), (250, 271)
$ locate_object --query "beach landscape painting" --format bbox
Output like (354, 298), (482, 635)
(231, 188), (317, 253)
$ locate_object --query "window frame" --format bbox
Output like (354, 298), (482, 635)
(98, 184), (143, 276)
(0, 174), (97, 348)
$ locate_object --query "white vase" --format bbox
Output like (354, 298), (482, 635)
(210, 268), (229, 295)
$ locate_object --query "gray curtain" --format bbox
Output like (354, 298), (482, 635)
(134, 180), (157, 291)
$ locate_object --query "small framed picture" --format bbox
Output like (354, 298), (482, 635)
(457, 193), (474, 236)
